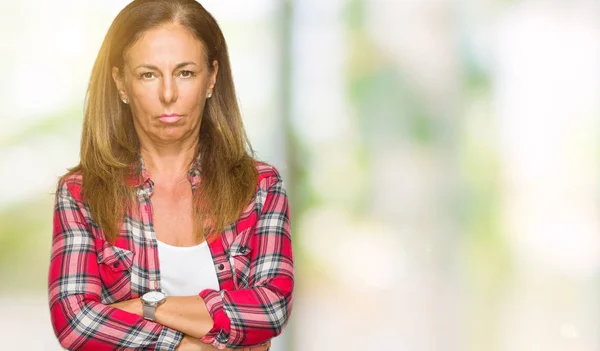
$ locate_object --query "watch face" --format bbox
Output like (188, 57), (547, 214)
(144, 291), (165, 303)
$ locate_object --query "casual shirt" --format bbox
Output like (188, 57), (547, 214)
(48, 160), (294, 350)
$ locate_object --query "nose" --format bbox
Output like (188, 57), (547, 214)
(159, 75), (178, 105)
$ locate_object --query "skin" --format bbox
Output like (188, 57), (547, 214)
(110, 22), (269, 351)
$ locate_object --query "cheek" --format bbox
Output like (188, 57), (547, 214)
(187, 100), (205, 128)
(180, 89), (206, 113)
(130, 89), (156, 109)
(129, 91), (159, 122)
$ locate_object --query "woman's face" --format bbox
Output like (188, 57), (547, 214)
(112, 22), (218, 147)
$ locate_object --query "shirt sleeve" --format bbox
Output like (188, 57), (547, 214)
(199, 173), (295, 349)
(48, 178), (184, 351)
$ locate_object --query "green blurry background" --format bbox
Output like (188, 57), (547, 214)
(1, 0), (598, 350)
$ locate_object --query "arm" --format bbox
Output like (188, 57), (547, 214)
(48, 178), (184, 350)
(110, 298), (270, 350)
(200, 173), (294, 348)
(111, 295), (214, 339)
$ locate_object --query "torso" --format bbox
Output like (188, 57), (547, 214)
(156, 239), (220, 295)
(55, 161), (280, 301)
(151, 181), (203, 247)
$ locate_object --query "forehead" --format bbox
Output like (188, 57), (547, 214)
(125, 23), (206, 67)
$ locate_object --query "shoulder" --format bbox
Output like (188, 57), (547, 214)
(56, 170), (84, 203)
(254, 160), (283, 189)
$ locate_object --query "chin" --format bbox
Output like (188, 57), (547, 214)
(154, 126), (194, 143)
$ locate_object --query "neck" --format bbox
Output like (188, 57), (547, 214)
(140, 141), (198, 186)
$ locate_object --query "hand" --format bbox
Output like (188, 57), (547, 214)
(240, 340), (271, 351)
(175, 335), (207, 351)
(176, 335), (271, 351)
(222, 340), (271, 351)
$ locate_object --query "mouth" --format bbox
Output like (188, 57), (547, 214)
(158, 114), (182, 124)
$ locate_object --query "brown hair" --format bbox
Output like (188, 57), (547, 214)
(67, 0), (257, 242)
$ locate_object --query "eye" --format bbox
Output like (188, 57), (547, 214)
(140, 72), (156, 80)
(179, 70), (196, 78)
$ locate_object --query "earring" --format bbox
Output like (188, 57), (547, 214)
(119, 90), (128, 104)
(207, 92), (212, 99)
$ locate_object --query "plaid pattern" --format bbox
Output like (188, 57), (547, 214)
(48, 161), (294, 350)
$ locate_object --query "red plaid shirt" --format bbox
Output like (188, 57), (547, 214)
(48, 161), (294, 350)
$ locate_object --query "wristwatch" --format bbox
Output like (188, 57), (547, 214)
(141, 291), (166, 321)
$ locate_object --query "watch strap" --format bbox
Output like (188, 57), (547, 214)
(143, 304), (156, 321)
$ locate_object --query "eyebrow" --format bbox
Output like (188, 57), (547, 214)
(134, 62), (198, 70)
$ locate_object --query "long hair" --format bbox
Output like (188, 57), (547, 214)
(67, 0), (258, 242)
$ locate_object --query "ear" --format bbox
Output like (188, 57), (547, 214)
(208, 60), (219, 92)
(112, 67), (126, 97)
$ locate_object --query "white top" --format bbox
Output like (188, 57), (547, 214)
(156, 239), (220, 296)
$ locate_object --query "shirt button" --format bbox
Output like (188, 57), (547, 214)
(239, 246), (248, 254)
(113, 262), (120, 268)
(218, 264), (225, 271)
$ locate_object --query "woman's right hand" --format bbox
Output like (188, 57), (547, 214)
(175, 335), (205, 351)
(176, 335), (271, 351)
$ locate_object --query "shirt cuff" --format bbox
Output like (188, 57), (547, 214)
(199, 289), (231, 348)
(155, 326), (184, 351)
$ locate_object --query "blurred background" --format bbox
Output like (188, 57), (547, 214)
(0, 0), (599, 350)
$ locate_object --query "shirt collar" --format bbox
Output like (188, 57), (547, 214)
(127, 154), (202, 191)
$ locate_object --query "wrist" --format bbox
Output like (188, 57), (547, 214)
(175, 336), (188, 350)
(176, 335), (204, 351)
(141, 291), (167, 321)
(135, 297), (144, 317)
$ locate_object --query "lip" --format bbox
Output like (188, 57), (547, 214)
(158, 113), (182, 123)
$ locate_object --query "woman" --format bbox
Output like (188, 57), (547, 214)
(48, 1), (294, 350)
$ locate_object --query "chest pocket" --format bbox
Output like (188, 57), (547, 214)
(97, 241), (134, 304)
(228, 230), (253, 289)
